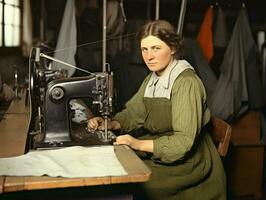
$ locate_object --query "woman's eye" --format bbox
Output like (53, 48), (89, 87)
(152, 47), (160, 52)
(141, 49), (148, 53)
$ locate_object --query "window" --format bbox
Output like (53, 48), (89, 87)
(0, 0), (21, 47)
(0, 1), (2, 46)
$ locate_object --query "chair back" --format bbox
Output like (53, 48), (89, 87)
(211, 117), (232, 157)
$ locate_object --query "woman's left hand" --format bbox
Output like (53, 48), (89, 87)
(113, 134), (139, 150)
(114, 135), (154, 153)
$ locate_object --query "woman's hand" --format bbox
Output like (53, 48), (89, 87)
(88, 117), (121, 131)
(88, 117), (105, 130)
(114, 134), (139, 149)
(114, 134), (154, 153)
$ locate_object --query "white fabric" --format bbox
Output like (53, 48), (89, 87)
(0, 146), (127, 178)
(52, 0), (77, 77)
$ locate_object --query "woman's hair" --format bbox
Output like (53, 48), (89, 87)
(137, 20), (184, 59)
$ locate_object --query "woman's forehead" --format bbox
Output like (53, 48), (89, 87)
(140, 35), (167, 47)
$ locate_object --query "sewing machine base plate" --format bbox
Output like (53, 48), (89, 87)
(30, 123), (116, 150)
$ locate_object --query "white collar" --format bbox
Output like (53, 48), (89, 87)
(148, 59), (178, 89)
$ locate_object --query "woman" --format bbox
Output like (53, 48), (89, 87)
(88, 20), (226, 200)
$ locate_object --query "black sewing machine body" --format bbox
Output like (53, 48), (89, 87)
(27, 50), (115, 151)
(44, 76), (96, 144)
(42, 73), (114, 148)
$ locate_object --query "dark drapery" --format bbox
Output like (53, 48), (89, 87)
(209, 7), (265, 122)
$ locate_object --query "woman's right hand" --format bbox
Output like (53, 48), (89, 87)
(88, 117), (121, 131)
(88, 117), (105, 130)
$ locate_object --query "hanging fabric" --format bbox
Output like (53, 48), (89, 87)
(106, 0), (126, 60)
(209, 6), (265, 122)
(106, 0), (125, 37)
(213, 6), (229, 48)
(74, 1), (102, 76)
(52, 0), (77, 77)
(22, 0), (33, 57)
(196, 6), (214, 63)
(210, 5), (229, 77)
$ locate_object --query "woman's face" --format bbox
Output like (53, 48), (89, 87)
(140, 35), (174, 76)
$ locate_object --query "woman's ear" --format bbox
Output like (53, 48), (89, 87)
(170, 48), (176, 55)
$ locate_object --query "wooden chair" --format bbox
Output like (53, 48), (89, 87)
(211, 117), (232, 157)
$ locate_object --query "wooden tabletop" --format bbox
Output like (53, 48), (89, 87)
(0, 92), (30, 158)
(0, 93), (151, 194)
(2, 145), (151, 193)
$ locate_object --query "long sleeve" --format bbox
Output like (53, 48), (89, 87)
(153, 71), (210, 163)
(114, 75), (151, 132)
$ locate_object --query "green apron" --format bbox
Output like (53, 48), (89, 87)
(115, 70), (226, 200)
(136, 97), (226, 200)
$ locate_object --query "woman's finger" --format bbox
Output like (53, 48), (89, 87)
(88, 119), (98, 129)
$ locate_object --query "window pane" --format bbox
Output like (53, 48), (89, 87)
(4, 25), (20, 46)
(14, 0), (19, 6)
(5, 0), (16, 5)
(4, 24), (13, 46)
(2, 1), (20, 47)
(13, 25), (19, 46)
(4, 4), (14, 24)
(13, 7), (19, 25)
(0, 4), (2, 23)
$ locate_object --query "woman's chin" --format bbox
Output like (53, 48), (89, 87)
(148, 66), (158, 72)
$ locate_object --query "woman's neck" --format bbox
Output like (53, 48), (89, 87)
(156, 57), (176, 76)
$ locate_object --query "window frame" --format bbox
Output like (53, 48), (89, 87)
(0, 0), (22, 49)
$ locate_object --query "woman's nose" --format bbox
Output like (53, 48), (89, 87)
(146, 51), (155, 60)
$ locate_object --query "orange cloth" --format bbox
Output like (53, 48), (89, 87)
(197, 6), (214, 63)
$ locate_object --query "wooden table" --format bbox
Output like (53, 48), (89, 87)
(0, 94), (29, 157)
(0, 93), (151, 198)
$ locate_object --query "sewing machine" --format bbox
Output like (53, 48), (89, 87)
(27, 48), (115, 150)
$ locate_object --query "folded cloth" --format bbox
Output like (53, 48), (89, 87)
(0, 145), (127, 178)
